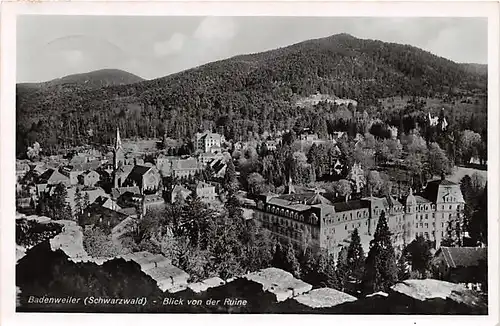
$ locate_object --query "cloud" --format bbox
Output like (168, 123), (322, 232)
(193, 17), (237, 41)
(153, 33), (186, 57)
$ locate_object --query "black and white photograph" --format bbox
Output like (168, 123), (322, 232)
(1, 3), (498, 320)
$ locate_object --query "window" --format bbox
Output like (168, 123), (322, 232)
(425, 214), (428, 219)
(449, 205), (452, 210)
(345, 225), (347, 230)
(425, 223), (428, 228)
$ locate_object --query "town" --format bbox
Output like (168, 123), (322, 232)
(16, 101), (488, 301)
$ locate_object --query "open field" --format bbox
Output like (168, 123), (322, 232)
(448, 166), (488, 185)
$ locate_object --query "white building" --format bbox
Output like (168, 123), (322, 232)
(194, 131), (225, 153)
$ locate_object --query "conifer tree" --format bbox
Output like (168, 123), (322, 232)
(316, 250), (339, 289)
(272, 240), (301, 278)
(83, 192), (91, 209)
(346, 228), (365, 284)
(397, 253), (410, 281)
(362, 211), (398, 294)
(335, 247), (349, 291)
(75, 188), (84, 219)
(223, 159), (238, 194)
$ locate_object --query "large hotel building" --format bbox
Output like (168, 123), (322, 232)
(254, 177), (465, 260)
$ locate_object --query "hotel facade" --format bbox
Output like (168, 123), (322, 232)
(254, 177), (465, 260)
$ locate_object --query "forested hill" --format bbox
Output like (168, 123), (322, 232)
(16, 33), (487, 156)
(17, 69), (144, 93)
(460, 63), (488, 77)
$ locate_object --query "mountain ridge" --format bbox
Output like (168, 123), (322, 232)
(18, 69), (144, 91)
(16, 33), (487, 156)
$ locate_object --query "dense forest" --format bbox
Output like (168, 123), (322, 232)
(16, 33), (487, 157)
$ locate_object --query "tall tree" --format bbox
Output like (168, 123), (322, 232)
(74, 188), (84, 219)
(469, 185), (487, 246)
(403, 235), (432, 278)
(223, 159), (238, 194)
(51, 183), (71, 220)
(346, 228), (365, 285)
(335, 247), (349, 291)
(362, 211), (398, 294)
(272, 240), (301, 278)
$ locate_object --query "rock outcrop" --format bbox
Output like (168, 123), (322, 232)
(188, 277), (226, 293)
(16, 213), (190, 293)
(242, 268), (312, 302)
(294, 288), (358, 308)
(391, 279), (488, 312)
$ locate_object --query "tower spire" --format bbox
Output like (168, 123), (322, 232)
(115, 127), (122, 150)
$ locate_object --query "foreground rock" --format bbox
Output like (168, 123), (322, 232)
(188, 277), (226, 293)
(243, 268), (312, 302)
(391, 279), (487, 312)
(17, 214), (190, 293)
(392, 279), (467, 301)
(294, 288), (357, 308)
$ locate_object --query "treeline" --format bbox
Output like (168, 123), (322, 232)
(16, 34), (486, 157)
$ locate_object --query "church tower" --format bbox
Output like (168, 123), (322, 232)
(113, 127), (125, 188)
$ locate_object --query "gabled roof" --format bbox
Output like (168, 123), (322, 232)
(382, 196), (403, 208)
(439, 247), (487, 268)
(423, 178), (461, 203)
(125, 165), (153, 186)
(93, 195), (117, 207)
(81, 204), (129, 233)
(37, 168), (69, 184)
(111, 186), (141, 199)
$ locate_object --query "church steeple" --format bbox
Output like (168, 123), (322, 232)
(113, 127), (125, 187)
(115, 127), (122, 151)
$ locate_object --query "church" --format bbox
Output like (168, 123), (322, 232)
(112, 128), (161, 196)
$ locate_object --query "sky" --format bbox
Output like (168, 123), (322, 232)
(17, 16), (488, 83)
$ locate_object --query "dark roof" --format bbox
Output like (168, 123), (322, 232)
(93, 196), (113, 206)
(118, 207), (139, 216)
(111, 186), (141, 199)
(333, 200), (370, 212)
(440, 247), (487, 268)
(37, 168), (68, 184)
(212, 160), (226, 174)
(423, 178), (458, 202)
(126, 165), (152, 184)
(80, 204), (129, 234)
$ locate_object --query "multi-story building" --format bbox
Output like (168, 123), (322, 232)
(195, 181), (217, 203)
(254, 177), (465, 260)
(171, 159), (203, 178)
(194, 131), (225, 153)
